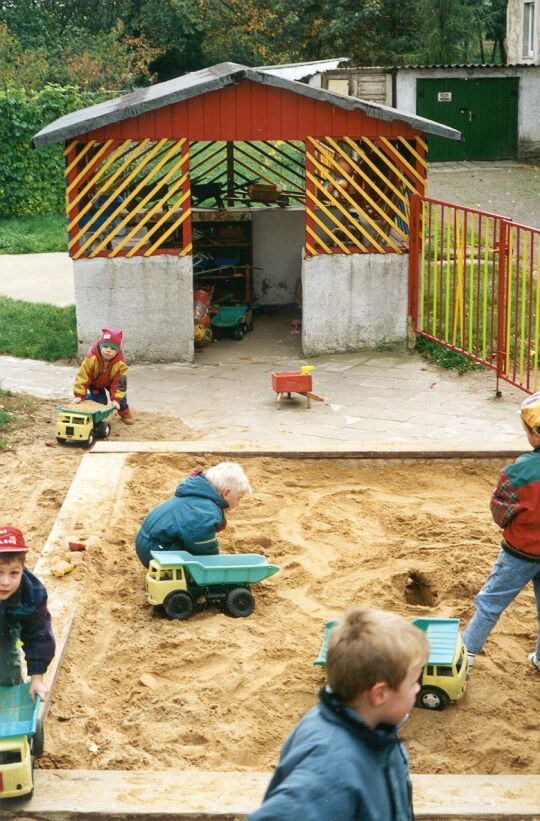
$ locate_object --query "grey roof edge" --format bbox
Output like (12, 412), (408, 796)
(32, 64), (249, 148)
(326, 62), (538, 70)
(33, 61), (461, 149)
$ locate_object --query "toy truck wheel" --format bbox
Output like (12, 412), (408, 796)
(164, 591), (194, 620)
(82, 431), (95, 449)
(233, 325), (245, 340)
(56, 436), (66, 444)
(416, 686), (449, 711)
(226, 587), (255, 618)
(32, 718), (44, 757)
(96, 422), (111, 439)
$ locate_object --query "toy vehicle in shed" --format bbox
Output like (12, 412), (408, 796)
(314, 616), (468, 711)
(0, 685), (43, 800)
(55, 400), (115, 448)
(145, 550), (279, 619)
(211, 304), (253, 340)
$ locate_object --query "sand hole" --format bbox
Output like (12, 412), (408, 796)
(404, 571), (439, 606)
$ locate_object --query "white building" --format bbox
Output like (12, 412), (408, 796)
(507, 0), (539, 64)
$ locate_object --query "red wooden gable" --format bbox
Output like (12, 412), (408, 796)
(79, 80), (420, 143)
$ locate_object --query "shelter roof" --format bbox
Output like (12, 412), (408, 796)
(33, 61), (461, 148)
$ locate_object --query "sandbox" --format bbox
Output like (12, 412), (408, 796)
(38, 450), (539, 781)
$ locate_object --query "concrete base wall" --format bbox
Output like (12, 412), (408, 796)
(302, 253), (408, 355)
(252, 208), (305, 305)
(74, 255), (194, 363)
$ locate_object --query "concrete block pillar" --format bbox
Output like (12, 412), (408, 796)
(301, 252), (409, 356)
(73, 255), (194, 362)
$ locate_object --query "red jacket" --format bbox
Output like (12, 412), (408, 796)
(490, 447), (540, 558)
(73, 342), (128, 401)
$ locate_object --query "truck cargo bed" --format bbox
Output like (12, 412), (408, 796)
(150, 550), (279, 585)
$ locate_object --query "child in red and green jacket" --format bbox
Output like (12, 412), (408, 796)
(73, 328), (134, 425)
(463, 392), (540, 674)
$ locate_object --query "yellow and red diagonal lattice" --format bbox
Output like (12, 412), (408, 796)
(64, 138), (191, 259)
(305, 136), (426, 256)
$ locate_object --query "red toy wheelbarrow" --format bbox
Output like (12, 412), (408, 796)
(271, 366), (324, 409)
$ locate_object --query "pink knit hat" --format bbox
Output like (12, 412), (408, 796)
(98, 328), (123, 351)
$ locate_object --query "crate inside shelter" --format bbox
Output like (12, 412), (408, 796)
(271, 366), (324, 409)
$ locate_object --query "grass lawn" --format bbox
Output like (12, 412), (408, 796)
(0, 214), (67, 254)
(0, 296), (77, 361)
(0, 387), (41, 451)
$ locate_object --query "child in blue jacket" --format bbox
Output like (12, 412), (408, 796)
(249, 608), (429, 821)
(135, 461), (251, 567)
(0, 526), (55, 701)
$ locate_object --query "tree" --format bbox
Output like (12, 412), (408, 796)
(0, 21), (50, 90)
(414, 0), (477, 63)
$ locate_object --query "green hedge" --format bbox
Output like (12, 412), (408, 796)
(0, 85), (114, 218)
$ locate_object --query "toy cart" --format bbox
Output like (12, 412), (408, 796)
(272, 367), (323, 409)
(0, 684), (43, 799)
(146, 550), (279, 619)
(211, 305), (253, 340)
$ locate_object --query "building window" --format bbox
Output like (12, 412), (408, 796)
(523, 1), (535, 58)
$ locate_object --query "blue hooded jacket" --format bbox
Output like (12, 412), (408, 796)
(249, 687), (413, 821)
(135, 471), (227, 567)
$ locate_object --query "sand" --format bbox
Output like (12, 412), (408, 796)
(35, 454), (540, 776)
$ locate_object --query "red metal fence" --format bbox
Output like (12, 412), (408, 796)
(409, 194), (540, 396)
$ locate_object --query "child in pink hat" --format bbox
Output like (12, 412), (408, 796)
(73, 328), (134, 424)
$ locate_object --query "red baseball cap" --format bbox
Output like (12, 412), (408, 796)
(0, 526), (28, 553)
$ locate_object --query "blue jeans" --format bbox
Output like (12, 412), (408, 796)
(86, 387), (128, 412)
(463, 547), (540, 658)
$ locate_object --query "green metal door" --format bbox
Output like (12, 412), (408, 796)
(417, 77), (518, 161)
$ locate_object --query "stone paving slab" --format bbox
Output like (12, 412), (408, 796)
(0, 350), (529, 450)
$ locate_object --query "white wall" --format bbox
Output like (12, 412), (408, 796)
(395, 66), (540, 158)
(301, 253), (408, 355)
(74, 254), (194, 362)
(252, 208), (305, 304)
(506, 0), (540, 64)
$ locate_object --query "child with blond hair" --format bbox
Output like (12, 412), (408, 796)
(135, 461), (251, 567)
(249, 607), (428, 821)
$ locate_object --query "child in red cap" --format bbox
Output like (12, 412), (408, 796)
(73, 328), (134, 424)
(0, 527), (55, 700)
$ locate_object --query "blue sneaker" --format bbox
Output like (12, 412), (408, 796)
(528, 653), (540, 671)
